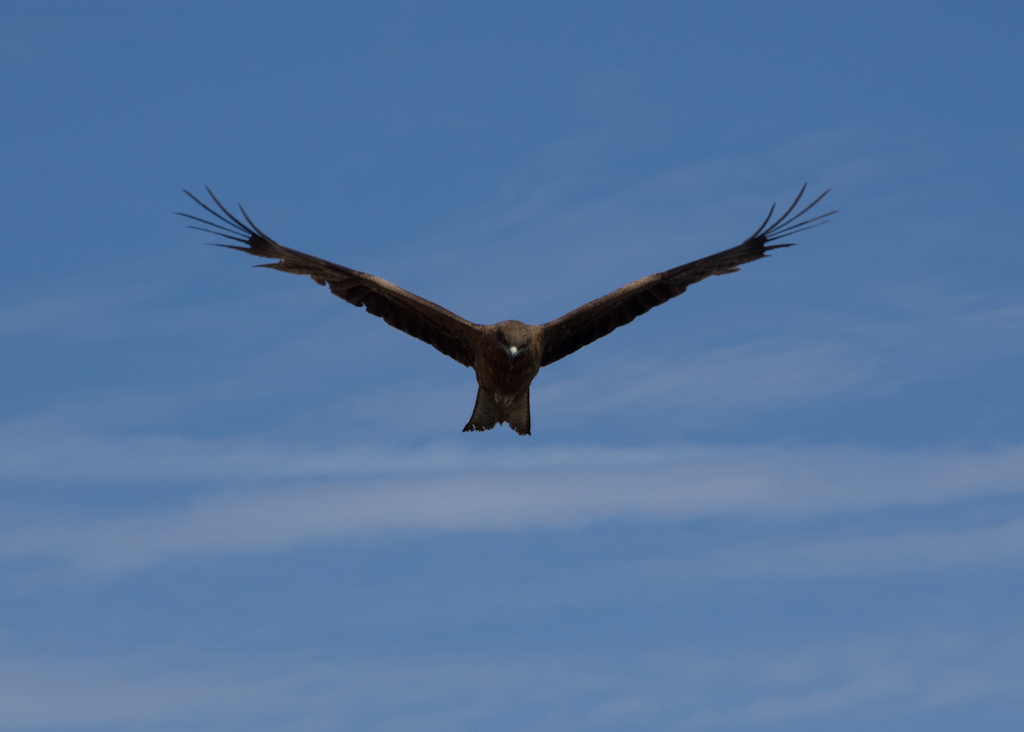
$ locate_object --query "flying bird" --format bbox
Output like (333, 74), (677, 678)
(180, 185), (834, 435)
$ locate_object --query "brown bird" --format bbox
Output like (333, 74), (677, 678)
(180, 185), (834, 435)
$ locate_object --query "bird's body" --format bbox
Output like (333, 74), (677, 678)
(181, 186), (834, 435)
(468, 320), (542, 434)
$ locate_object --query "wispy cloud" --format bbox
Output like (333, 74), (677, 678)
(3, 437), (1022, 573)
(639, 516), (1024, 581)
(539, 298), (1024, 418)
(1, 631), (1019, 731)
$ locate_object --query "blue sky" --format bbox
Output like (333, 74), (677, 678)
(1, 1), (1022, 729)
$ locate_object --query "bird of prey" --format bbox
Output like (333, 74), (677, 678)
(180, 185), (833, 435)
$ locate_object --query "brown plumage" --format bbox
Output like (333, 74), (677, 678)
(180, 185), (834, 435)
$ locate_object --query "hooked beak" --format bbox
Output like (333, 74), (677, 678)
(504, 345), (519, 368)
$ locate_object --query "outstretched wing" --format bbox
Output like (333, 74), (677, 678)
(540, 184), (834, 366)
(179, 188), (481, 367)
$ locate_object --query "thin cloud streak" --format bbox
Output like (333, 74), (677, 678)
(643, 516), (1024, 581)
(0, 631), (1019, 731)
(4, 440), (1023, 572)
(539, 299), (1024, 416)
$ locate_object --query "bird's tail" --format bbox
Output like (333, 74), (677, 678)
(505, 390), (531, 436)
(463, 388), (531, 436)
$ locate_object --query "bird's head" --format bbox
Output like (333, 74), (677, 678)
(495, 320), (534, 367)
